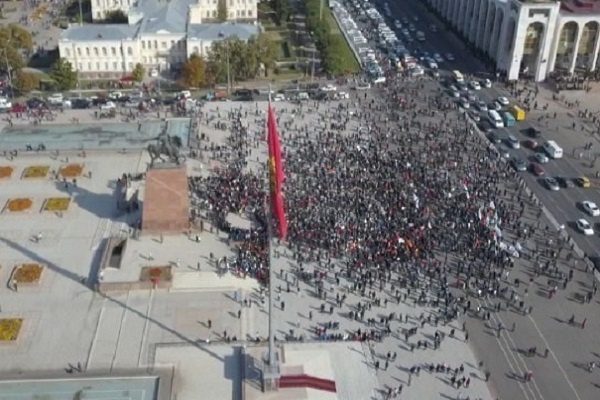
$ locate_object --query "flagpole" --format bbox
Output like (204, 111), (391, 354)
(264, 84), (279, 390)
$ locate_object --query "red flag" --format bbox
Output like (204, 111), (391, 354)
(267, 104), (288, 240)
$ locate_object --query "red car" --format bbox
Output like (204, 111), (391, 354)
(530, 162), (545, 176)
(524, 139), (538, 149)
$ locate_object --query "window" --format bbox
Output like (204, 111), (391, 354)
(229, 0), (233, 5)
(236, 9), (239, 17)
(96, 0), (100, 6)
(193, 46), (199, 54)
(170, 40), (175, 48)
(154, 40), (158, 49)
(241, 10), (245, 17)
(248, 9), (252, 17)
(94, 47), (98, 56)
(212, 10), (216, 17)
(96, 61), (101, 70)
(102, 47), (107, 56)
(113, 61), (118, 70)
(65, 48), (71, 57)
(206, 11), (210, 18)
(128, 47), (133, 55)
(162, 41), (167, 48)
(129, 62), (133, 69)
(88, 62), (92, 70)
(77, 47), (82, 56)
(105, 62), (109, 70)
(112, 47), (116, 56)
(142, 41), (146, 49)
(143, 56), (147, 63)
(78, 63), (83, 70)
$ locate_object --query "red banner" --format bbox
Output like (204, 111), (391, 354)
(267, 104), (288, 240)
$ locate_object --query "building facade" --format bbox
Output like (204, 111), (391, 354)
(423, 0), (600, 82)
(59, 0), (259, 78)
(92, 0), (257, 22)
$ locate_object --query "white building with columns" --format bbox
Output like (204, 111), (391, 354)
(423, 0), (600, 81)
(59, 0), (259, 78)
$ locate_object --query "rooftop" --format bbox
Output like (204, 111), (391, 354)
(61, 23), (140, 42)
(187, 23), (259, 41)
(561, 0), (600, 13)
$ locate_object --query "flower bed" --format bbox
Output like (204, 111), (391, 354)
(59, 164), (84, 178)
(22, 165), (49, 179)
(0, 166), (13, 179)
(13, 263), (43, 284)
(0, 318), (23, 342)
(5, 198), (32, 212)
(140, 266), (172, 282)
(43, 197), (71, 212)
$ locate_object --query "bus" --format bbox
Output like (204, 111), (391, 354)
(487, 110), (504, 128)
(502, 111), (516, 127)
(511, 105), (526, 121)
(452, 70), (464, 83)
(543, 140), (563, 159)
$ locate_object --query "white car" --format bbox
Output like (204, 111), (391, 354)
(483, 78), (492, 88)
(497, 96), (510, 106)
(150, 68), (158, 78)
(0, 97), (12, 111)
(47, 93), (63, 105)
(179, 90), (192, 99)
(582, 201), (600, 217)
(336, 91), (350, 99)
(576, 218), (594, 235)
(469, 80), (481, 90)
(273, 93), (285, 102)
(459, 99), (470, 109)
(100, 101), (116, 110)
(321, 84), (337, 92)
(108, 91), (122, 100)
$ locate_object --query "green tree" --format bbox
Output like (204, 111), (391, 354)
(217, 0), (228, 22)
(132, 63), (145, 82)
(181, 54), (206, 88)
(252, 33), (278, 74)
(104, 10), (128, 23)
(14, 70), (40, 93)
(272, 0), (291, 25)
(50, 58), (77, 90)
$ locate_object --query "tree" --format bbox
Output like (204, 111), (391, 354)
(181, 54), (206, 88)
(272, 0), (291, 25)
(217, 0), (228, 22)
(50, 58), (77, 90)
(0, 24), (33, 73)
(104, 10), (128, 23)
(132, 63), (145, 82)
(14, 70), (40, 93)
(252, 33), (278, 74)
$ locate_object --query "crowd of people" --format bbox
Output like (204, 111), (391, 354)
(188, 67), (591, 398)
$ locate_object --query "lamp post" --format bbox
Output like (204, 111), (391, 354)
(218, 31), (231, 95)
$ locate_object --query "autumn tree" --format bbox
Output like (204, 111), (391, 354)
(14, 70), (40, 93)
(181, 54), (206, 88)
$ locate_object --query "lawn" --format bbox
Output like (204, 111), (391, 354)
(324, 8), (360, 74)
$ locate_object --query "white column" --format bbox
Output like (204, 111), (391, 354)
(569, 25), (583, 74)
(590, 31), (600, 70)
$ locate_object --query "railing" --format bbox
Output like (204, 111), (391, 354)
(279, 374), (337, 392)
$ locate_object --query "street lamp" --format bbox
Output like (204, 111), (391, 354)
(218, 31), (231, 95)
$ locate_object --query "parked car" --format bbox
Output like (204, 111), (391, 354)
(534, 153), (549, 164)
(511, 157), (527, 172)
(556, 176), (574, 188)
(575, 176), (591, 188)
(497, 96), (510, 106)
(529, 162), (545, 176)
(525, 126), (542, 138)
(543, 177), (560, 191)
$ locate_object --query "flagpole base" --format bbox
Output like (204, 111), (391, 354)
(261, 350), (281, 392)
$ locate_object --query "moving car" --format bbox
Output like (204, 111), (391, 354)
(582, 200), (600, 217)
(507, 134), (520, 149)
(497, 96), (510, 106)
(534, 153), (549, 164)
(544, 177), (560, 191)
(483, 78), (492, 88)
(575, 176), (591, 188)
(469, 80), (481, 90)
(576, 218), (594, 235)
(523, 139), (538, 149)
(511, 157), (527, 172)
(529, 162), (545, 176)
(556, 176), (574, 188)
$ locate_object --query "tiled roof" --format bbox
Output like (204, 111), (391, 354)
(187, 23), (259, 41)
(61, 24), (140, 41)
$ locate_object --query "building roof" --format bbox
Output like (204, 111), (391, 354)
(561, 0), (600, 14)
(187, 23), (259, 41)
(61, 24), (140, 41)
(140, 0), (197, 34)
